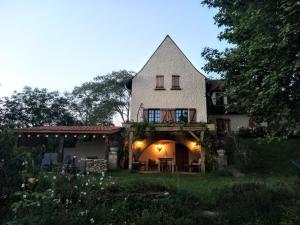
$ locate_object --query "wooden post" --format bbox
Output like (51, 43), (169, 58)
(58, 136), (65, 163)
(200, 130), (205, 174)
(128, 131), (133, 170)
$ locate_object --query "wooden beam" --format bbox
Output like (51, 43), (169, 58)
(200, 150), (206, 175)
(58, 136), (65, 163)
(188, 131), (200, 142)
(128, 131), (133, 170)
(200, 130), (205, 141)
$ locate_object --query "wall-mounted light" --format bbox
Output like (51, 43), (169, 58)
(156, 144), (163, 152)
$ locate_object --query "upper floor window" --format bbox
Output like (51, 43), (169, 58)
(148, 109), (160, 123)
(212, 92), (225, 105)
(155, 75), (165, 89)
(215, 92), (224, 105)
(171, 75), (181, 90)
(176, 109), (188, 123)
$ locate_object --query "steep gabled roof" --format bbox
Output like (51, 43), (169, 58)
(126, 35), (207, 90)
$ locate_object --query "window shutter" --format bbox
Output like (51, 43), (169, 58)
(143, 109), (148, 122)
(156, 75), (164, 88)
(189, 109), (196, 123)
(161, 109), (167, 123)
(170, 109), (176, 123)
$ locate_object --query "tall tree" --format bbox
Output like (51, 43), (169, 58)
(0, 87), (76, 128)
(201, 0), (300, 137)
(70, 70), (134, 125)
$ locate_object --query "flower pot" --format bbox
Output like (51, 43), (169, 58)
(217, 149), (226, 156)
(110, 146), (119, 152)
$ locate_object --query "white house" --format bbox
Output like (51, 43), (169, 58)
(126, 35), (250, 172)
(130, 35), (207, 124)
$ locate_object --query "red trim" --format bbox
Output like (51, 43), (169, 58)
(15, 126), (121, 134)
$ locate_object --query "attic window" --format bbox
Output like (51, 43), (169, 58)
(171, 75), (181, 90)
(155, 75), (165, 90)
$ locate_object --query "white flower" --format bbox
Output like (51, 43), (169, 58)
(86, 171), (90, 175)
(21, 183), (25, 188)
(74, 185), (78, 189)
(85, 182), (89, 186)
(164, 191), (169, 196)
(76, 173), (80, 177)
(53, 176), (56, 180)
(100, 177), (103, 181)
(101, 172), (105, 177)
(100, 187), (104, 190)
(90, 218), (95, 224)
(37, 202), (41, 207)
(23, 194), (27, 199)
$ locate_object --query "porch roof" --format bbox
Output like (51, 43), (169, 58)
(15, 125), (122, 134)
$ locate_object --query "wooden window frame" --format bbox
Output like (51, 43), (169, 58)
(155, 75), (165, 90)
(171, 75), (181, 90)
(175, 108), (188, 123)
(148, 109), (161, 123)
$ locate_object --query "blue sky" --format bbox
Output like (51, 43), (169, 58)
(0, 0), (227, 97)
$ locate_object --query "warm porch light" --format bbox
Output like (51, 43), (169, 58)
(156, 144), (163, 152)
(190, 141), (200, 151)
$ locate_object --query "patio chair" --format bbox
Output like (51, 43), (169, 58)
(148, 159), (158, 171)
(290, 160), (300, 172)
(41, 153), (58, 170)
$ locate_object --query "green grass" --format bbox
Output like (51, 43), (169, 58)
(107, 170), (298, 203)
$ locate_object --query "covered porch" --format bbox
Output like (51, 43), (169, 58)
(126, 123), (215, 174)
(15, 126), (122, 172)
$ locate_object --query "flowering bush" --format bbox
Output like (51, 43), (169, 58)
(4, 171), (216, 225)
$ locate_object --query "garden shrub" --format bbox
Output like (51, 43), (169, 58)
(231, 137), (300, 174)
(3, 173), (218, 225)
(216, 182), (299, 225)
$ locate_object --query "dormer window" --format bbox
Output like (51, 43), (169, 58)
(155, 75), (165, 90)
(171, 75), (181, 90)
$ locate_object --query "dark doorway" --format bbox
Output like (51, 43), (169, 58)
(175, 143), (189, 172)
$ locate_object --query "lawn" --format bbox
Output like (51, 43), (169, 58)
(2, 169), (299, 225)
(106, 170), (298, 203)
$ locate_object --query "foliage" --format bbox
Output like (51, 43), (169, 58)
(0, 86), (76, 128)
(216, 182), (299, 225)
(70, 70), (134, 125)
(130, 122), (155, 139)
(201, 0), (300, 137)
(4, 172), (218, 225)
(2, 170), (300, 225)
(231, 137), (300, 174)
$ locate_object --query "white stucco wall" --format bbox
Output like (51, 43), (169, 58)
(207, 114), (250, 132)
(64, 141), (107, 160)
(130, 36), (207, 122)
